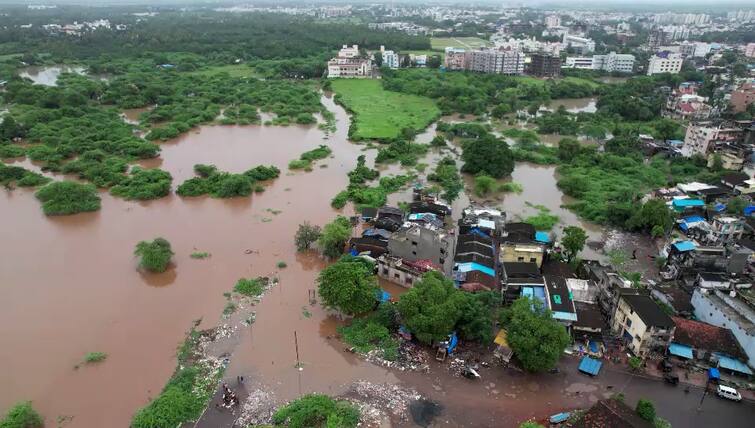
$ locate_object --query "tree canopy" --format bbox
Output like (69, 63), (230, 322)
(134, 237), (174, 273)
(34, 181), (101, 216)
(461, 135), (515, 179)
(317, 216), (352, 258)
(562, 226), (587, 263)
(500, 297), (570, 372)
(317, 256), (379, 316)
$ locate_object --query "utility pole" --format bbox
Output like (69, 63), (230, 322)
(294, 330), (302, 370)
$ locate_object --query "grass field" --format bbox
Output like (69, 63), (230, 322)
(331, 79), (440, 140)
(403, 50), (445, 61)
(430, 37), (491, 51)
(563, 76), (602, 89)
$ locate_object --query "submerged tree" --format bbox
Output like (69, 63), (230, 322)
(294, 222), (322, 252)
(316, 216), (352, 258)
(34, 181), (101, 216)
(134, 237), (174, 273)
(0, 401), (43, 428)
(317, 256), (378, 316)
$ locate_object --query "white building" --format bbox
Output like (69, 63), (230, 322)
(327, 44), (372, 78)
(545, 15), (560, 28)
(564, 52), (634, 73)
(646, 52), (683, 75)
(378, 46), (399, 69)
(562, 33), (595, 54)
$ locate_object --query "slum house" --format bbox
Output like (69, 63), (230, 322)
(611, 291), (675, 357)
(387, 223), (455, 275)
(348, 236), (389, 257)
(376, 254), (437, 288)
(720, 171), (750, 191)
(373, 205), (404, 232)
(669, 316), (751, 376)
(453, 232), (498, 291)
(360, 207), (378, 222)
(409, 200), (451, 219)
(502, 261), (545, 304)
(650, 283), (694, 317)
(574, 301), (607, 357)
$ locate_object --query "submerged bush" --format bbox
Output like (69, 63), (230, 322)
(134, 237), (174, 273)
(234, 277), (265, 297)
(0, 164), (50, 188)
(110, 167), (172, 200)
(35, 181), (101, 215)
(0, 401), (43, 428)
(177, 164), (278, 197)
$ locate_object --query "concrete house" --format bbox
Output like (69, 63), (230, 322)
(388, 224), (455, 276)
(692, 288), (755, 368)
(612, 293), (675, 357)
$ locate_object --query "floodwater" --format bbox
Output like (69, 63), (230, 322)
(18, 65), (86, 86)
(546, 97), (597, 114)
(1, 93), (610, 427)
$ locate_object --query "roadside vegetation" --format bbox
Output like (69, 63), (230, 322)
(134, 237), (174, 273)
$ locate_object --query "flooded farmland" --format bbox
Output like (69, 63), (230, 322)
(1, 93), (612, 427)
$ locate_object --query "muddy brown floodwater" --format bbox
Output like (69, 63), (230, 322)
(1, 93), (610, 427)
(18, 65), (87, 86)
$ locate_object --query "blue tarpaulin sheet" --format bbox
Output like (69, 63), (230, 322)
(714, 353), (754, 375)
(578, 356), (602, 376)
(683, 215), (705, 223)
(535, 231), (550, 243)
(673, 199), (704, 208)
(447, 332), (458, 354)
(669, 342), (693, 359)
(745, 205), (755, 217)
(708, 367), (720, 380)
(378, 290), (391, 303)
(589, 341), (599, 353)
(455, 262), (495, 277)
(714, 203), (726, 212)
(672, 241), (696, 252)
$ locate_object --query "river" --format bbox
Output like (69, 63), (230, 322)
(1, 93), (611, 427)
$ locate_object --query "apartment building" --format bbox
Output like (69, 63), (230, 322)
(682, 122), (744, 157)
(467, 48), (525, 75)
(562, 33), (595, 54)
(612, 293), (675, 357)
(563, 52), (635, 73)
(444, 47), (467, 71)
(646, 51), (684, 75)
(378, 45), (399, 69)
(327, 44), (372, 78)
(730, 83), (755, 113)
(528, 52), (561, 78)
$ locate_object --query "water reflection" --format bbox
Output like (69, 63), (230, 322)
(18, 65), (86, 86)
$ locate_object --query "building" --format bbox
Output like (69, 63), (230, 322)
(571, 398), (654, 428)
(682, 122), (744, 157)
(564, 52), (635, 73)
(377, 46), (399, 69)
(545, 276), (578, 327)
(730, 82), (755, 113)
(544, 15), (560, 28)
(562, 33), (595, 54)
(453, 233), (497, 291)
(581, 261), (633, 317)
(444, 47), (467, 71)
(692, 289), (755, 368)
(327, 44), (371, 78)
(388, 224), (455, 276)
(499, 222), (546, 268)
(647, 28), (667, 50)
(444, 47), (525, 75)
(646, 51), (683, 75)
(528, 52), (561, 78)
(376, 255), (437, 288)
(612, 292), (675, 357)
(670, 316), (752, 375)
(746, 43), (755, 58)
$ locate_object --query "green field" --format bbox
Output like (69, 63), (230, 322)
(430, 37), (491, 51)
(403, 50), (445, 61)
(331, 79), (440, 140)
(562, 76), (602, 89)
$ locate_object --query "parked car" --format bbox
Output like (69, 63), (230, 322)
(716, 385), (742, 402)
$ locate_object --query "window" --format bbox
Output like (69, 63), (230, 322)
(411, 241), (418, 246)
(626, 319), (632, 328)
(517, 257), (524, 262)
(394, 273), (400, 279)
(530, 258), (536, 263)
(382, 268), (388, 275)
(406, 277), (413, 285)
(412, 251), (417, 256)
(440, 248), (445, 255)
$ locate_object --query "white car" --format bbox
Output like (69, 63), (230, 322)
(716, 385), (742, 402)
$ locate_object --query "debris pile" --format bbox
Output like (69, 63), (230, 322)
(234, 388), (278, 427)
(363, 339), (430, 372)
(349, 381), (421, 422)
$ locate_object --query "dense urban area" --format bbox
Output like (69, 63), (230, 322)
(1, 1), (755, 427)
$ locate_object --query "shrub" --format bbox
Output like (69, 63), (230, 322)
(234, 277), (265, 297)
(110, 167), (172, 200)
(635, 399), (656, 422)
(338, 318), (398, 361)
(35, 181), (101, 215)
(474, 174), (497, 197)
(190, 252), (210, 259)
(0, 164), (50, 187)
(177, 164), (277, 197)
(499, 182), (523, 193)
(84, 352), (108, 363)
(0, 401), (43, 428)
(272, 394), (359, 428)
(277, 261), (287, 269)
(288, 159), (311, 170)
(134, 238), (173, 273)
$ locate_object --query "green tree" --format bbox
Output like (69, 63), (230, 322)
(272, 394), (359, 428)
(626, 199), (673, 236)
(294, 221), (322, 251)
(373, 51), (383, 67)
(499, 297), (570, 372)
(474, 174), (497, 197)
(34, 181), (101, 216)
(562, 226), (587, 263)
(461, 135), (515, 178)
(557, 138), (582, 161)
(316, 216), (351, 258)
(317, 256), (378, 315)
(426, 55), (442, 68)
(396, 272), (463, 344)
(134, 237), (174, 273)
(710, 153), (723, 172)
(727, 197), (747, 215)
(635, 399), (656, 421)
(0, 401), (43, 428)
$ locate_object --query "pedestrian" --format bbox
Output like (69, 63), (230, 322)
(237, 375), (244, 384)
(632, 249), (637, 259)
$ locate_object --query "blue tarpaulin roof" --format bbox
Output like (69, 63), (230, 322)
(535, 231), (550, 243)
(714, 353), (754, 375)
(714, 203), (726, 212)
(578, 356), (602, 376)
(708, 367), (720, 380)
(522, 285), (546, 305)
(672, 241), (696, 252)
(589, 341), (599, 353)
(669, 342), (693, 359)
(673, 199), (704, 208)
(745, 205), (755, 217)
(683, 215), (705, 223)
(455, 262), (495, 277)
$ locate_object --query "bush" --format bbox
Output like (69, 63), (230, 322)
(338, 318), (398, 361)
(84, 352), (108, 363)
(234, 277), (265, 297)
(294, 222), (322, 251)
(110, 167), (172, 200)
(35, 181), (101, 215)
(134, 237), (174, 273)
(277, 261), (287, 269)
(316, 216), (351, 258)
(474, 174), (497, 197)
(0, 164), (50, 187)
(318, 256), (378, 315)
(635, 399), (656, 422)
(177, 164), (277, 197)
(272, 394), (359, 428)
(0, 401), (43, 428)
(190, 252), (210, 259)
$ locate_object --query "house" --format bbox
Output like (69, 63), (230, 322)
(720, 172), (750, 190)
(611, 292), (675, 357)
(327, 45), (371, 78)
(376, 255), (437, 288)
(730, 82), (755, 113)
(499, 222), (547, 267)
(454, 232), (497, 290)
(670, 316), (748, 366)
(581, 261), (633, 316)
(388, 223), (455, 275)
(708, 150), (744, 171)
(348, 237), (388, 257)
(574, 301), (605, 343)
(568, 278), (598, 303)
(570, 398), (654, 428)
(360, 207), (377, 222)
(710, 216), (745, 244)
(735, 178), (755, 195)
(502, 261), (544, 303)
(692, 288), (755, 368)
(545, 276), (578, 327)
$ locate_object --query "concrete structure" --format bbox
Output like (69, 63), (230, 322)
(612, 293), (675, 357)
(563, 52), (635, 73)
(708, 150), (744, 171)
(544, 15), (560, 28)
(378, 46), (399, 69)
(500, 242), (545, 267)
(466, 48), (525, 75)
(444, 47), (467, 71)
(692, 289), (755, 368)
(388, 224), (455, 275)
(730, 83), (755, 113)
(746, 43), (755, 59)
(327, 44), (371, 78)
(646, 52), (683, 75)
(682, 122), (743, 157)
(528, 52), (561, 78)
(376, 255), (436, 288)
(562, 33), (595, 54)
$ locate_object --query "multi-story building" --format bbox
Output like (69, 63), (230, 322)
(327, 44), (371, 78)
(377, 46), (399, 69)
(562, 33), (595, 54)
(528, 52), (561, 78)
(730, 83), (755, 113)
(680, 41), (711, 58)
(647, 28), (667, 50)
(682, 122), (744, 157)
(692, 288), (755, 368)
(467, 48), (525, 75)
(544, 14), (560, 28)
(646, 51), (683, 75)
(745, 43), (755, 59)
(612, 292), (675, 357)
(388, 223), (455, 276)
(564, 52), (635, 73)
(444, 47), (467, 71)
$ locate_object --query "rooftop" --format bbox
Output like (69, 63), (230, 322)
(621, 294), (674, 329)
(545, 276), (577, 315)
(671, 316), (745, 360)
(571, 398), (653, 428)
(700, 290), (755, 335)
(574, 301), (605, 331)
(503, 262), (541, 278)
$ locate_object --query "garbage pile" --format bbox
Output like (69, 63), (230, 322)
(350, 381), (421, 422)
(363, 339), (430, 372)
(234, 387), (278, 427)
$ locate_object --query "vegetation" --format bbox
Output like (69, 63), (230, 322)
(317, 256), (379, 316)
(317, 216), (352, 258)
(272, 394), (360, 428)
(35, 181), (101, 216)
(110, 167), (172, 200)
(635, 399), (656, 422)
(289, 145), (332, 170)
(134, 238), (174, 273)
(562, 226), (587, 263)
(0, 164), (50, 188)
(131, 328), (223, 428)
(84, 352), (108, 364)
(427, 157), (463, 203)
(461, 134), (515, 178)
(277, 261), (287, 269)
(519, 422), (546, 428)
(500, 297), (570, 372)
(333, 155), (412, 209)
(524, 205), (560, 231)
(331, 79), (440, 140)
(177, 164), (279, 198)
(190, 252), (210, 259)
(294, 222), (322, 251)
(338, 316), (399, 361)
(234, 277), (266, 297)
(0, 402), (43, 428)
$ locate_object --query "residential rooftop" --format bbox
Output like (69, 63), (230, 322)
(621, 293), (674, 329)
